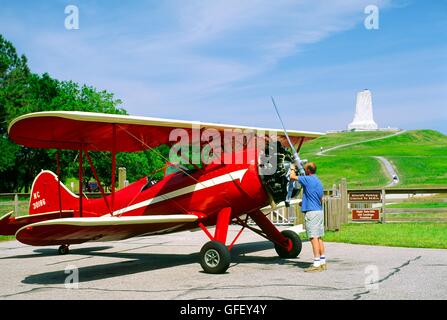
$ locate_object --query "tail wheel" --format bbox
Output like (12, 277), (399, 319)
(274, 230), (302, 258)
(58, 244), (69, 255)
(200, 241), (231, 274)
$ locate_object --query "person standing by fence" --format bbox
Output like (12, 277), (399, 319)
(291, 162), (326, 272)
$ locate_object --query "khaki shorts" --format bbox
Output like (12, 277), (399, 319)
(304, 210), (324, 238)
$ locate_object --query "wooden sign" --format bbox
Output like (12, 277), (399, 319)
(349, 192), (381, 202)
(352, 209), (380, 221)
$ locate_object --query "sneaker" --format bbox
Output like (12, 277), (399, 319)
(304, 265), (323, 272)
(321, 263), (327, 271)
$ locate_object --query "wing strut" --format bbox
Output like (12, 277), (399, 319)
(111, 124), (117, 212)
(296, 137), (305, 153)
(78, 144), (83, 217)
(84, 149), (111, 213)
(56, 150), (62, 216)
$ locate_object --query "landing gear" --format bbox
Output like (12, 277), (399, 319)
(58, 244), (70, 255)
(274, 230), (302, 258)
(200, 241), (231, 274)
(198, 207), (232, 274)
(247, 210), (302, 259)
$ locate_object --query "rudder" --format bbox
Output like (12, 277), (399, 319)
(29, 170), (79, 215)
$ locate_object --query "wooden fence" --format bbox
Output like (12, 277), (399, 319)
(2, 183), (446, 231)
(0, 193), (28, 217)
(0, 192), (104, 217)
(266, 178), (348, 231)
(348, 188), (447, 223)
(268, 183), (447, 231)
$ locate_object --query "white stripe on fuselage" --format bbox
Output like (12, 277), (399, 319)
(111, 168), (248, 216)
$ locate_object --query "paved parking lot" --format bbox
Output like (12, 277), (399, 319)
(0, 225), (446, 300)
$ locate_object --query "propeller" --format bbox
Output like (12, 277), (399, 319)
(271, 96), (305, 176)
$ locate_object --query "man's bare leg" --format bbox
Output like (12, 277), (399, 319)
(318, 238), (327, 270)
(318, 238), (325, 257)
(304, 237), (323, 272)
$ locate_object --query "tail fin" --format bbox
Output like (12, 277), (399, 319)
(29, 170), (79, 215)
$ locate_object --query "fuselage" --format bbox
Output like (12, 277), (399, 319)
(79, 148), (270, 229)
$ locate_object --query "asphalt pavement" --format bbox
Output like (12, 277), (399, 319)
(0, 225), (446, 300)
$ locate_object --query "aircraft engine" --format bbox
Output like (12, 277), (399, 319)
(258, 141), (301, 205)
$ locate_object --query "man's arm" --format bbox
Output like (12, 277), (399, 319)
(290, 169), (299, 181)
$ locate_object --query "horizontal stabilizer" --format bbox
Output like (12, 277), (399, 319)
(15, 214), (199, 246)
(0, 211), (74, 236)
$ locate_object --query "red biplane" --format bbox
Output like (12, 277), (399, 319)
(0, 111), (322, 273)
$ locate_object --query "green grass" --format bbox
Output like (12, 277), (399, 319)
(0, 195), (29, 202)
(300, 131), (394, 154)
(300, 130), (447, 188)
(300, 155), (388, 189)
(388, 156), (447, 187)
(65, 177), (80, 193)
(0, 202), (29, 217)
(386, 202), (447, 209)
(301, 223), (447, 249)
(327, 130), (447, 157)
(386, 213), (447, 219)
(0, 236), (15, 242)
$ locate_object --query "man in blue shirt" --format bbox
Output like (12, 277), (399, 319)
(291, 162), (326, 272)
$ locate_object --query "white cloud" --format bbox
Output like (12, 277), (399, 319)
(5, 1), (388, 90)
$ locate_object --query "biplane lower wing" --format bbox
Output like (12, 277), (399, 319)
(15, 214), (199, 246)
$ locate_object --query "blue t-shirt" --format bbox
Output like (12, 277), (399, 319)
(298, 175), (323, 212)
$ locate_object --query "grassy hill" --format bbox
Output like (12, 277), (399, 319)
(300, 130), (447, 189)
(300, 131), (393, 154)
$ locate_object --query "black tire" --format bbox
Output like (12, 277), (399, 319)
(199, 241), (231, 274)
(58, 244), (69, 255)
(274, 230), (302, 258)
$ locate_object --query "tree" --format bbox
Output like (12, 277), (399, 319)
(0, 35), (172, 193)
(0, 35), (142, 192)
(0, 34), (31, 191)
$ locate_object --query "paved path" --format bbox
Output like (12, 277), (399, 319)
(316, 131), (405, 188)
(374, 156), (399, 187)
(316, 130), (406, 156)
(0, 225), (446, 300)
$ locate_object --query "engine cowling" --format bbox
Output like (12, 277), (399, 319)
(258, 141), (300, 205)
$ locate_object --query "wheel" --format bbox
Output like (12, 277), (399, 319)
(58, 244), (69, 255)
(199, 241), (231, 274)
(274, 230), (302, 258)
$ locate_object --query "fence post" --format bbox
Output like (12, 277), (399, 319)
(295, 203), (304, 226)
(14, 194), (19, 216)
(332, 184), (337, 196)
(334, 198), (346, 231)
(118, 167), (127, 190)
(332, 197), (336, 231)
(340, 178), (348, 224)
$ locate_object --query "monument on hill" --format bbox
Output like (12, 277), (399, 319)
(348, 89), (378, 131)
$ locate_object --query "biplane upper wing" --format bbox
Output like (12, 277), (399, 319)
(8, 111), (323, 152)
(15, 214), (199, 246)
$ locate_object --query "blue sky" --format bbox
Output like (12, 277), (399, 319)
(1, 0), (446, 133)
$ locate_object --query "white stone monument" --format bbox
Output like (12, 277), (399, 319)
(348, 89), (378, 131)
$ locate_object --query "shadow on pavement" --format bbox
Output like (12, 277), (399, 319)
(0, 246), (113, 260)
(21, 240), (310, 285)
